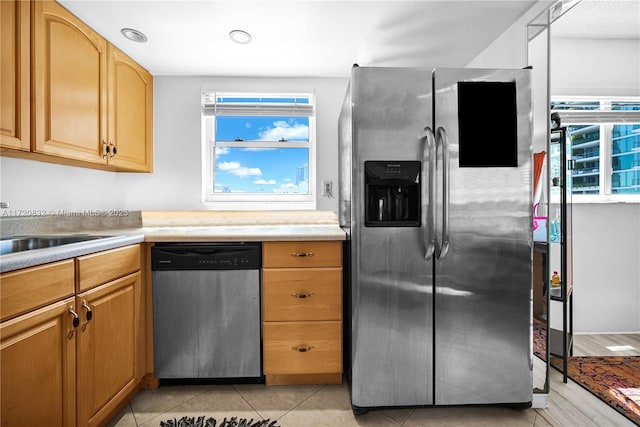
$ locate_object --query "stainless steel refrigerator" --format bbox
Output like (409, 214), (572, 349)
(338, 66), (533, 413)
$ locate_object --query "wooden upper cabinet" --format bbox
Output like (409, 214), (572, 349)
(0, 0), (30, 151)
(32, 0), (108, 164)
(108, 45), (153, 172)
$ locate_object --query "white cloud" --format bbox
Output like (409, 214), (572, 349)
(217, 161), (262, 178)
(215, 147), (230, 156)
(274, 180), (309, 194)
(218, 161), (240, 171)
(253, 179), (276, 185)
(259, 120), (308, 141)
(232, 167), (261, 178)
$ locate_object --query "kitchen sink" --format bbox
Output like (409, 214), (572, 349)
(0, 234), (107, 256)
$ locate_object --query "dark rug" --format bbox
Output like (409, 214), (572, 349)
(549, 356), (640, 425)
(533, 317), (640, 425)
(160, 416), (279, 427)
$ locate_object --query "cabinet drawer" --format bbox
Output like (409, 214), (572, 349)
(263, 268), (342, 321)
(76, 244), (140, 292)
(1, 259), (75, 321)
(263, 321), (342, 375)
(262, 241), (342, 268)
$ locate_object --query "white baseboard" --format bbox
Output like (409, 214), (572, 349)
(532, 393), (548, 409)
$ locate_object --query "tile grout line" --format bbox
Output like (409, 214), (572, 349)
(231, 384), (270, 421)
(274, 384), (328, 422)
(134, 385), (230, 426)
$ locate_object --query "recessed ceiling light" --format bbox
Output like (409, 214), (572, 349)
(121, 28), (148, 43)
(229, 29), (252, 44)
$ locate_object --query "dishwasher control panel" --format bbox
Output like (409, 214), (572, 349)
(151, 242), (261, 270)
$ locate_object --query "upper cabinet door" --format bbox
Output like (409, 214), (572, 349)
(32, 0), (107, 164)
(1, 0), (30, 151)
(108, 45), (154, 172)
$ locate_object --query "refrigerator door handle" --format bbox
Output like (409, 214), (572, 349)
(436, 126), (450, 259)
(422, 128), (436, 260)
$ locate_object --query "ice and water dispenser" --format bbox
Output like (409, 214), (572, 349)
(364, 161), (421, 227)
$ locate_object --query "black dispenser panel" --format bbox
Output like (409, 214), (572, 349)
(364, 161), (421, 227)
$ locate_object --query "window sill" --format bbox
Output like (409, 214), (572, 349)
(570, 195), (640, 204)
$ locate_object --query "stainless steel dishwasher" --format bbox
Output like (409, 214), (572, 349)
(151, 242), (262, 380)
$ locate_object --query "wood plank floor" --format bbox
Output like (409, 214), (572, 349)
(573, 333), (640, 356)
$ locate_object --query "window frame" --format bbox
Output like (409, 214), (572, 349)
(551, 96), (640, 203)
(201, 91), (317, 210)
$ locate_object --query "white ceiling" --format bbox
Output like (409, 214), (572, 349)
(551, 0), (640, 39)
(59, 0), (539, 77)
(58, 0), (639, 78)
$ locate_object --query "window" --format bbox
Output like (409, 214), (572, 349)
(551, 98), (640, 201)
(202, 92), (316, 209)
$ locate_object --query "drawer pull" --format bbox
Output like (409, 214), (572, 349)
(291, 292), (314, 299)
(292, 345), (314, 353)
(291, 251), (314, 257)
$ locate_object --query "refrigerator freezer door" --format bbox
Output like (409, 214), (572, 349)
(348, 67), (435, 408)
(433, 68), (533, 405)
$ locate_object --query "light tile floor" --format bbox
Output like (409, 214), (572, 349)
(108, 360), (636, 427)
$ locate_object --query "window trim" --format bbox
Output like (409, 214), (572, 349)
(201, 91), (317, 210)
(552, 96), (640, 203)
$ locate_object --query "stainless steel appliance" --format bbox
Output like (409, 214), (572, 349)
(151, 242), (262, 380)
(339, 66), (533, 413)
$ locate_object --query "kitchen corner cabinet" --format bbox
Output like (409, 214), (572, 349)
(0, 244), (143, 427)
(27, 0), (153, 172)
(0, 0), (30, 151)
(262, 241), (343, 385)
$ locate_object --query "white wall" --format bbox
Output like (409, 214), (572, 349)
(467, 0), (553, 69)
(572, 203), (640, 333)
(0, 156), (119, 211)
(0, 76), (349, 214)
(550, 36), (640, 334)
(551, 38), (640, 97)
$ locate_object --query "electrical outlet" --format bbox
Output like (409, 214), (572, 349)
(322, 181), (333, 198)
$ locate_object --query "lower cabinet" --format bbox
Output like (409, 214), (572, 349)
(76, 271), (141, 427)
(262, 241), (343, 385)
(0, 244), (143, 427)
(0, 298), (77, 427)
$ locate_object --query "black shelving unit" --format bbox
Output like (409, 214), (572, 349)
(548, 127), (573, 383)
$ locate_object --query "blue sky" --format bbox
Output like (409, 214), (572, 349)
(214, 116), (309, 193)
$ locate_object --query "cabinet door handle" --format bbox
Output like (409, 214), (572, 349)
(109, 141), (117, 159)
(291, 252), (314, 257)
(68, 306), (79, 338)
(81, 300), (93, 322)
(102, 140), (110, 160)
(291, 292), (314, 299)
(68, 306), (80, 328)
(291, 345), (314, 353)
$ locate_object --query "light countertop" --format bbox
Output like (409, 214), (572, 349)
(0, 210), (346, 272)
